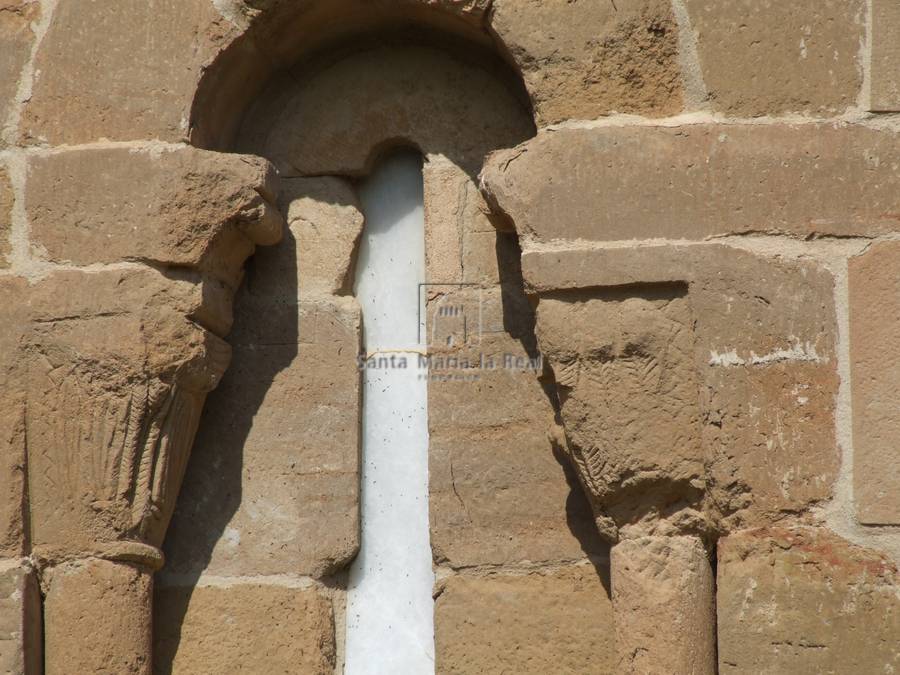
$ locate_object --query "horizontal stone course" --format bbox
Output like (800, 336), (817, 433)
(483, 124), (900, 244)
(717, 527), (900, 674)
(154, 582), (335, 674)
(22, 0), (233, 145)
(684, 0), (865, 116)
(434, 565), (614, 674)
(26, 147), (282, 286)
(490, 0), (682, 125)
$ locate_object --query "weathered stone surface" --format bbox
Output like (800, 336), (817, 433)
(491, 0), (682, 125)
(427, 321), (601, 566)
(21, 0), (233, 144)
(871, 0), (900, 111)
(44, 559), (153, 675)
(22, 268), (235, 558)
(165, 294), (360, 578)
(537, 289), (708, 541)
(0, 167), (11, 267)
(240, 44), (534, 176)
(0, 1), (38, 145)
(27, 147), (283, 286)
(611, 536), (715, 674)
(717, 527), (900, 673)
(0, 278), (27, 558)
(704, 362), (839, 530)
(427, 286), (602, 565)
(434, 564), (615, 674)
(526, 245), (839, 534)
(684, 0), (865, 116)
(0, 562), (41, 675)
(483, 124), (900, 244)
(687, 248), (839, 533)
(154, 582), (335, 675)
(850, 242), (900, 524)
(423, 158), (502, 286)
(281, 177), (363, 296)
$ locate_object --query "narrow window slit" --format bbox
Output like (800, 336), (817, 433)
(345, 150), (435, 674)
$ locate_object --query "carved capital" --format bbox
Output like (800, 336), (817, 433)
(14, 147), (285, 565)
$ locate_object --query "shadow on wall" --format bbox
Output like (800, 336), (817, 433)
(156, 18), (612, 672)
(154, 231), (300, 672)
(496, 229), (612, 590)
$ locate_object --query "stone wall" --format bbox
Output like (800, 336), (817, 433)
(1, 0), (899, 673)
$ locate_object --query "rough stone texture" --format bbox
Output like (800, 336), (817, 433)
(524, 245), (840, 535)
(490, 0), (682, 125)
(428, 343), (604, 566)
(434, 565), (615, 674)
(536, 289), (708, 542)
(684, 0), (865, 116)
(164, 213), (361, 578)
(21, 0), (234, 145)
(850, 242), (900, 524)
(717, 527), (900, 674)
(0, 1), (38, 144)
(164, 302), (360, 578)
(482, 124), (900, 245)
(44, 559), (153, 675)
(22, 268), (234, 558)
(0, 279), (26, 559)
(0, 167), (11, 267)
(282, 176), (363, 295)
(871, 0), (900, 111)
(611, 536), (716, 675)
(0, 563), (41, 675)
(154, 583), (335, 675)
(423, 163), (602, 566)
(688, 249), (839, 531)
(239, 44), (534, 176)
(26, 147), (283, 289)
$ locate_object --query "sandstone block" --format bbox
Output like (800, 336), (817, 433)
(26, 147), (283, 285)
(688, 248), (839, 529)
(154, 582), (335, 675)
(0, 394), (25, 559)
(164, 299), (360, 578)
(850, 242), (900, 524)
(0, 562), (41, 675)
(536, 290), (707, 540)
(427, 285), (603, 567)
(239, 45), (534, 176)
(871, 0), (900, 110)
(44, 559), (153, 675)
(434, 565), (615, 674)
(684, 0), (865, 115)
(0, 1), (38, 146)
(21, 0), (233, 144)
(717, 528), (900, 673)
(22, 268), (235, 555)
(491, 0), (682, 125)
(611, 536), (716, 674)
(281, 177), (363, 296)
(0, 166), (12, 267)
(429, 425), (604, 568)
(482, 124), (900, 244)
(0, 278), (27, 557)
(525, 244), (840, 532)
